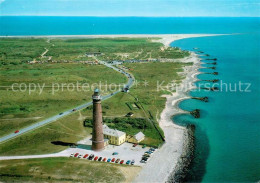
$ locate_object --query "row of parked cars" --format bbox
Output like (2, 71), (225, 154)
(140, 147), (156, 163)
(70, 153), (135, 165)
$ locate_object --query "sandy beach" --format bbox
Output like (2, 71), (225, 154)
(133, 50), (201, 182)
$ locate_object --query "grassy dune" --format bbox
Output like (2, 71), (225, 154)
(0, 38), (189, 64)
(0, 158), (139, 182)
(0, 38), (50, 64)
(0, 112), (90, 155)
(48, 38), (189, 61)
(0, 63), (126, 136)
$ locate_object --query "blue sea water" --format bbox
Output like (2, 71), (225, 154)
(0, 17), (259, 35)
(171, 33), (260, 182)
(0, 17), (260, 182)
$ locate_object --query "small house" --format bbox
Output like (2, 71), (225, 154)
(128, 131), (145, 144)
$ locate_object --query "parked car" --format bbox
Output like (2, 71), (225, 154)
(143, 154), (150, 158)
(142, 157), (148, 161)
(115, 159), (120, 163)
(111, 158), (116, 162)
(88, 154), (94, 160)
(149, 148), (155, 152)
(74, 153), (79, 157)
(72, 108), (77, 111)
(120, 160), (124, 164)
(107, 158), (111, 162)
(145, 151), (152, 154)
(131, 160), (135, 165)
(126, 160), (131, 165)
(70, 153), (74, 157)
(98, 157), (102, 161)
(78, 154), (82, 158)
(140, 160), (146, 163)
(14, 130), (19, 133)
(103, 158), (107, 162)
(83, 154), (89, 158)
(94, 156), (98, 161)
(59, 112), (63, 115)
(133, 143), (138, 147)
(112, 152), (118, 155)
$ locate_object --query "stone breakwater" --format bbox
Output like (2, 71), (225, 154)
(167, 124), (195, 183)
(165, 51), (201, 182)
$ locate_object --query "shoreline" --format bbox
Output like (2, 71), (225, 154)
(167, 124), (195, 182)
(0, 34), (226, 47)
(161, 52), (201, 182)
(133, 52), (201, 182)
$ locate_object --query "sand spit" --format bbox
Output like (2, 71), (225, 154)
(0, 34), (226, 47)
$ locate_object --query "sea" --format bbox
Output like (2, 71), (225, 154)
(1, 16), (260, 182)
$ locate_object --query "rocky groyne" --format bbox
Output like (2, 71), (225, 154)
(167, 124), (195, 183)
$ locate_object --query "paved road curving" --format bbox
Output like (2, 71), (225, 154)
(0, 61), (134, 144)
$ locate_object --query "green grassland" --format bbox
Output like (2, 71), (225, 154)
(0, 61), (191, 154)
(0, 112), (90, 155)
(0, 38), (50, 64)
(0, 38), (189, 64)
(0, 38), (191, 154)
(47, 38), (189, 61)
(0, 63), (126, 136)
(0, 158), (135, 182)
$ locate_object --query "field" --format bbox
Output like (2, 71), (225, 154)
(0, 38), (50, 64)
(0, 38), (189, 64)
(47, 38), (189, 61)
(0, 112), (90, 155)
(0, 63), (126, 136)
(0, 158), (141, 182)
(0, 38), (191, 154)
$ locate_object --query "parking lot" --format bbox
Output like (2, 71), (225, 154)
(61, 137), (154, 166)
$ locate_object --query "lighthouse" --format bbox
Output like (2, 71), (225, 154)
(91, 88), (105, 151)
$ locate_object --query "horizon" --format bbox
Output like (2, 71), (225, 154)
(0, 0), (259, 17)
(1, 16), (260, 18)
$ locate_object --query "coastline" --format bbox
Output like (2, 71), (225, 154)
(0, 34), (225, 47)
(133, 51), (201, 182)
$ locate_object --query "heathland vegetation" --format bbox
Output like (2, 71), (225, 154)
(0, 157), (140, 182)
(0, 38), (189, 64)
(0, 63), (126, 136)
(0, 37), (191, 154)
